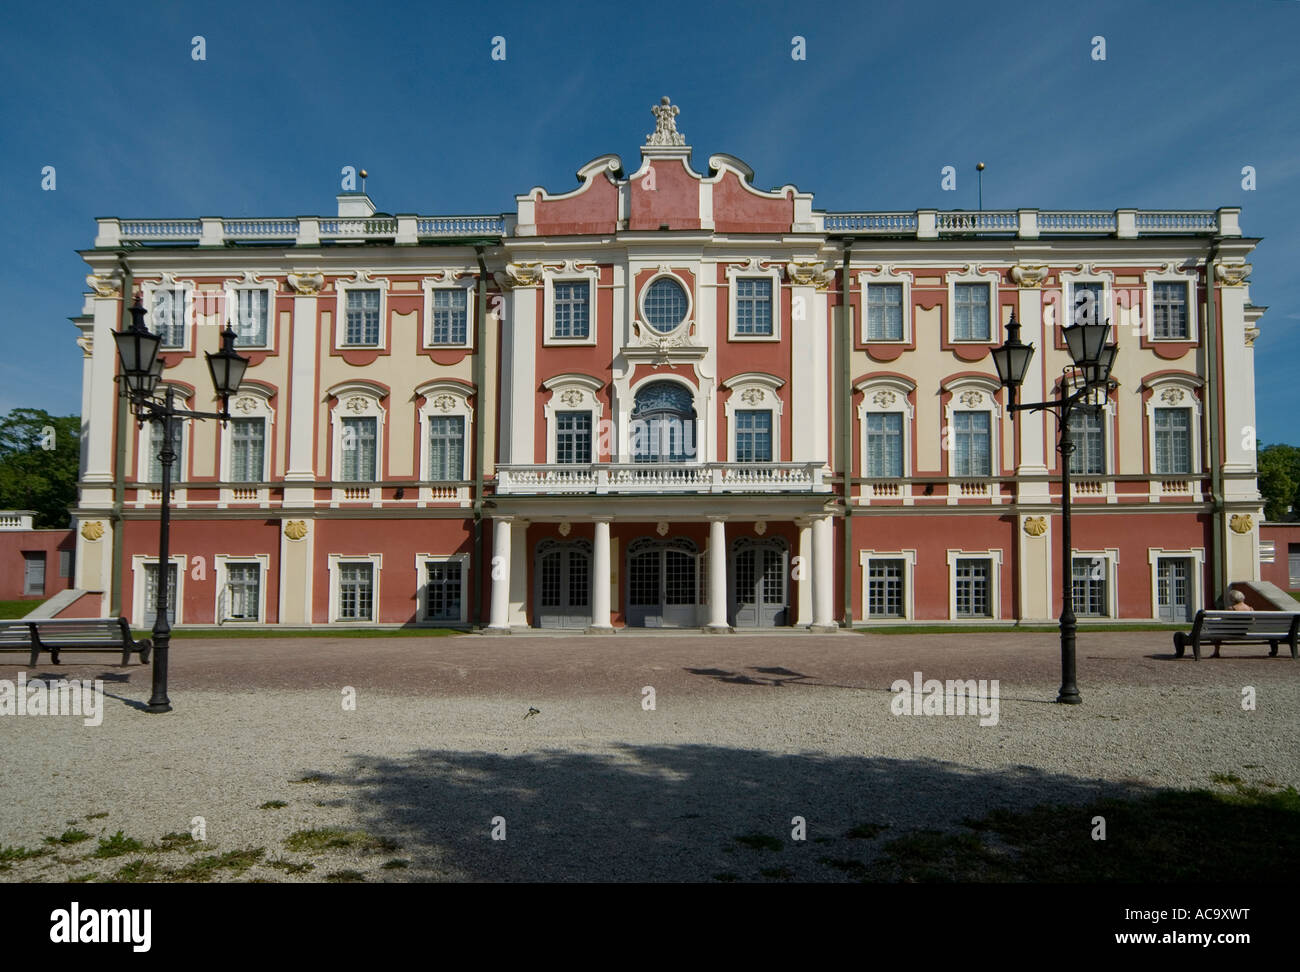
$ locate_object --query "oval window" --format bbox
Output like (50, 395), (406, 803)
(643, 277), (688, 333)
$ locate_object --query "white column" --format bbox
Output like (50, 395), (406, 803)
(84, 296), (120, 486)
(707, 517), (730, 631)
(507, 519), (529, 627)
(796, 518), (813, 627)
(812, 514), (835, 630)
(487, 517), (512, 631)
(590, 519), (613, 631)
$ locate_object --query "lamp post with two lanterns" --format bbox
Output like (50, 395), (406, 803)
(113, 295), (250, 714)
(991, 309), (1118, 705)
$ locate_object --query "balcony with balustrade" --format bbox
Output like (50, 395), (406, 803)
(494, 462), (829, 496)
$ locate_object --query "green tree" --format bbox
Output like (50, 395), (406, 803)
(0, 409), (81, 529)
(1257, 443), (1300, 522)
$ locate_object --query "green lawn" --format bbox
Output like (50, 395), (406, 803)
(132, 626), (464, 640)
(857, 623), (1184, 635)
(0, 599), (39, 619)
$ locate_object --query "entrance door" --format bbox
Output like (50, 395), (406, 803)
(535, 540), (592, 628)
(626, 538), (699, 627)
(731, 539), (788, 627)
(1156, 557), (1193, 622)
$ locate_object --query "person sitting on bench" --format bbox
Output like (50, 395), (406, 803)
(1216, 590), (1252, 657)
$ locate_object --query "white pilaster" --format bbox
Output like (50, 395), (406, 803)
(1016, 285), (1051, 501)
(590, 518), (613, 631)
(508, 518), (529, 627)
(488, 517), (512, 631)
(706, 517), (730, 631)
(285, 293), (319, 504)
(508, 286), (536, 463)
(790, 282), (821, 462)
(812, 514), (835, 630)
(84, 296), (120, 485)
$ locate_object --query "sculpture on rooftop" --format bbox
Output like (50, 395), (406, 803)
(647, 96), (685, 147)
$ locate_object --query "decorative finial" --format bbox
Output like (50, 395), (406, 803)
(646, 97), (685, 147)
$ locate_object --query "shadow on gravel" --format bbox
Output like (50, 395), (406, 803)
(340, 745), (1168, 882)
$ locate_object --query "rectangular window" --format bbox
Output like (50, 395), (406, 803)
(1154, 407), (1191, 475)
(735, 410), (772, 462)
(1288, 544), (1300, 587)
(345, 289), (381, 345)
(1072, 282), (1104, 327)
(1071, 557), (1108, 617)
(235, 289), (269, 346)
(425, 561), (463, 622)
(865, 412), (904, 478)
(953, 283), (991, 341)
(735, 278), (773, 336)
(338, 563), (374, 621)
(23, 552), (45, 596)
(952, 411), (992, 477)
(1152, 282), (1189, 340)
(225, 563), (261, 621)
(428, 415), (465, 480)
(146, 421), (183, 483)
(150, 287), (187, 348)
(553, 282), (590, 339)
(1068, 408), (1105, 475)
(430, 289), (468, 344)
(229, 418), (265, 483)
(58, 549), (73, 578)
(143, 563), (178, 626)
(341, 417), (377, 481)
(556, 412), (592, 464)
(867, 559), (905, 618)
(867, 284), (904, 341)
(954, 558), (992, 617)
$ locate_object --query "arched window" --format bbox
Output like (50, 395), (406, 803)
(630, 381), (697, 463)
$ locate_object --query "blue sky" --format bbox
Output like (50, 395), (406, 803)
(2, 0), (1296, 440)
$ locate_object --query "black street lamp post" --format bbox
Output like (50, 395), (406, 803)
(992, 310), (1116, 705)
(113, 295), (249, 713)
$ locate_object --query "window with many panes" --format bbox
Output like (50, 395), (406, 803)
(1154, 407), (1191, 474)
(554, 282), (590, 339)
(229, 418), (265, 483)
(146, 421), (183, 483)
(865, 413), (903, 477)
(735, 410), (772, 462)
(234, 289), (269, 346)
(225, 563), (261, 621)
(1152, 282), (1189, 339)
(1071, 558), (1108, 617)
(150, 287), (187, 347)
(338, 563), (374, 620)
(953, 283), (991, 341)
(430, 289), (468, 344)
(954, 558), (992, 617)
(143, 563), (178, 626)
(1068, 408), (1105, 475)
(556, 412), (592, 464)
(735, 278), (773, 336)
(345, 289), (381, 345)
(341, 417), (377, 480)
(867, 559), (905, 618)
(23, 552), (45, 596)
(425, 561), (462, 622)
(1072, 282), (1104, 327)
(428, 415), (465, 480)
(867, 284), (904, 341)
(952, 411), (991, 477)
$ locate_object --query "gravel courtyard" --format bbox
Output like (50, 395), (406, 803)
(2, 630), (1296, 882)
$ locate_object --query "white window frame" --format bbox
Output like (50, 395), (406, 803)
(942, 378), (1002, 484)
(415, 553), (469, 624)
(858, 268), (913, 344)
(859, 549), (917, 621)
(945, 268), (1000, 344)
(214, 554), (271, 624)
(1144, 377), (1202, 483)
(335, 275), (390, 350)
(543, 375), (604, 463)
(1070, 548), (1119, 619)
(722, 374), (784, 462)
(221, 391), (273, 503)
(637, 270), (694, 339)
(1144, 269), (1199, 342)
(328, 382), (386, 503)
(136, 391), (190, 485)
(727, 262), (782, 342)
(856, 377), (915, 489)
(131, 554), (186, 628)
(1147, 547), (1206, 621)
(422, 274), (475, 349)
(946, 548), (1004, 620)
(224, 277), (277, 350)
(328, 552), (382, 623)
(544, 265), (599, 346)
(416, 381), (472, 486)
(140, 277), (195, 351)
(622, 373), (706, 464)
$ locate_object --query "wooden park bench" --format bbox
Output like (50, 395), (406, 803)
(1172, 610), (1300, 661)
(0, 618), (151, 667)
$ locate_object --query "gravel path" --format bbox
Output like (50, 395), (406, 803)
(2, 631), (1296, 882)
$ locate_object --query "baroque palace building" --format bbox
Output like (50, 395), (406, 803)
(66, 98), (1266, 630)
